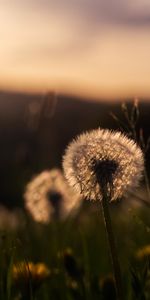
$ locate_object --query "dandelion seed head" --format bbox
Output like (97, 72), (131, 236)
(24, 168), (81, 224)
(63, 128), (144, 201)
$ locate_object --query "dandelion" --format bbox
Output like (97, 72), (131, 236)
(24, 168), (81, 224)
(13, 261), (50, 283)
(132, 246), (150, 297)
(12, 261), (50, 298)
(63, 128), (144, 300)
(136, 245), (150, 261)
(63, 128), (144, 201)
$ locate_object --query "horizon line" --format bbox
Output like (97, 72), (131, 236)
(0, 86), (150, 103)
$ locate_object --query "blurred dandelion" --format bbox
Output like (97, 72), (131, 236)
(13, 261), (50, 283)
(24, 169), (81, 224)
(131, 246), (150, 298)
(12, 261), (50, 298)
(63, 128), (144, 300)
(136, 245), (150, 261)
(63, 128), (144, 201)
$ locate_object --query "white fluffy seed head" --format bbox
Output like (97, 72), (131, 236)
(24, 168), (81, 224)
(63, 128), (144, 201)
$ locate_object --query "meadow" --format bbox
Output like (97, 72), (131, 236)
(0, 96), (150, 300)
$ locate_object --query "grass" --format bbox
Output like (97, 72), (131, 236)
(0, 200), (150, 299)
(0, 100), (150, 299)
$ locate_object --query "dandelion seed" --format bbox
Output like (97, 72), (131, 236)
(24, 169), (81, 224)
(63, 128), (144, 201)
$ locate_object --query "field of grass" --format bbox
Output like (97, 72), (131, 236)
(0, 198), (150, 300)
(0, 99), (150, 299)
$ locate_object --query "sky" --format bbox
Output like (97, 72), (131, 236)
(0, 0), (150, 99)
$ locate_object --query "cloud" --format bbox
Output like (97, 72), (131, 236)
(5, 0), (150, 27)
(0, 0), (96, 64)
(1, 0), (150, 63)
(0, 0), (150, 98)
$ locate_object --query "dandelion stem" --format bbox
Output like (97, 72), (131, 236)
(100, 192), (124, 300)
(144, 168), (150, 201)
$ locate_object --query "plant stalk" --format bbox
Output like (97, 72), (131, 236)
(100, 192), (124, 300)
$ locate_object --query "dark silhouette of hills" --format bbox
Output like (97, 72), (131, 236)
(0, 90), (150, 208)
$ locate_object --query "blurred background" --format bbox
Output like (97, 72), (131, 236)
(1, 0), (150, 98)
(0, 0), (150, 208)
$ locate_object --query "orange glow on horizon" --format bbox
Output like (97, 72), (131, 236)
(1, 78), (150, 101)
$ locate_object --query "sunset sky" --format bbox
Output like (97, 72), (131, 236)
(0, 0), (150, 99)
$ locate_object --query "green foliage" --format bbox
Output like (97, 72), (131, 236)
(0, 200), (149, 299)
